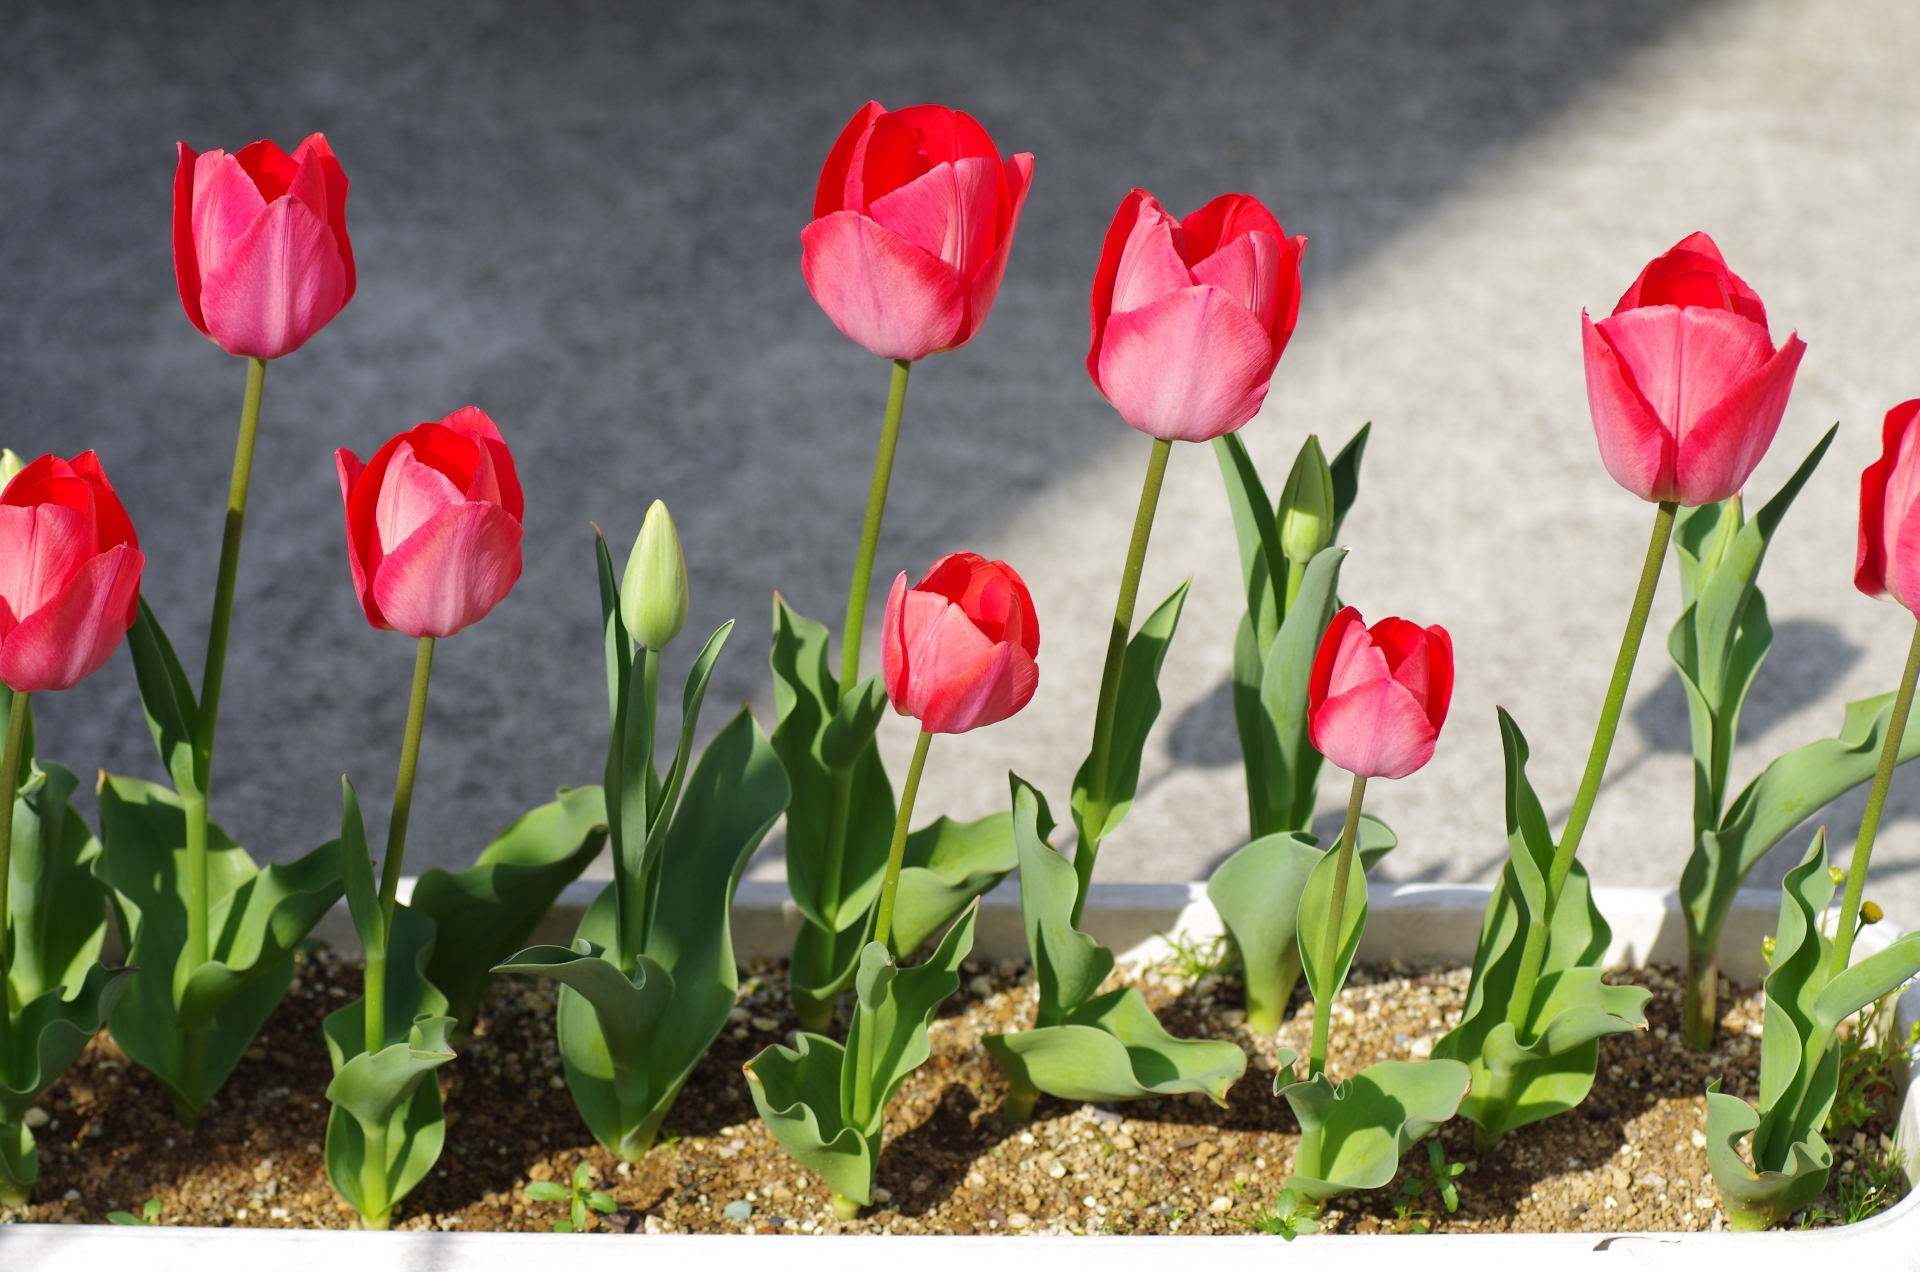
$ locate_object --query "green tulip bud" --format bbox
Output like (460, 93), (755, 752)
(0, 449), (22, 486)
(1277, 435), (1335, 563)
(622, 500), (689, 650)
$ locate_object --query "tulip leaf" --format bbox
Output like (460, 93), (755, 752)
(1249, 546), (1347, 839)
(2, 694), (109, 1005)
(1209, 819), (1394, 1034)
(322, 903), (455, 1228)
(1431, 710), (1649, 1143)
(1327, 423), (1372, 541)
(771, 597), (894, 938)
(746, 907), (976, 1208)
(1215, 433), (1286, 653)
(95, 773), (345, 1118)
(1070, 580), (1190, 858)
(125, 598), (202, 797)
(410, 785), (608, 1035)
(0, 961), (134, 1199)
(1296, 832), (1369, 1011)
(1009, 776), (1111, 1026)
(885, 811), (1015, 957)
(1705, 1079), (1831, 1232)
(500, 706), (786, 1160)
(1274, 1050), (1470, 1202)
(821, 675), (889, 774)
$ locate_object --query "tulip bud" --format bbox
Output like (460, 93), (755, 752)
(1278, 435), (1335, 563)
(0, 449), (21, 487)
(623, 500), (689, 651)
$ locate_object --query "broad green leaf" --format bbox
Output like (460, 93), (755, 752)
(0, 961), (134, 1195)
(641, 621), (733, 874)
(745, 1033), (872, 1206)
(842, 908), (976, 1132)
(982, 986), (1246, 1105)
(1431, 711), (1648, 1141)
(411, 785), (608, 1034)
(1297, 837), (1368, 1011)
(124, 598), (201, 797)
(1255, 545), (1347, 837)
(821, 675), (888, 774)
(1209, 819), (1394, 1033)
(1009, 776), (1111, 1026)
(1705, 1080), (1830, 1231)
(96, 774), (344, 1115)
(1070, 581), (1190, 855)
(772, 597), (894, 936)
(1276, 1053), (1470, 1201)
(1327, 423), (1371, 541)
(1214, 433), (1285, 653)
(1812, 933), (1920, 1037)
(7, 755), (108, 1004)
(337, 778), (382, 964)
(886, 812), (1015, 956)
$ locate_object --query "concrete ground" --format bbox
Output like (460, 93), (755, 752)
(6, 0), (1920, 923)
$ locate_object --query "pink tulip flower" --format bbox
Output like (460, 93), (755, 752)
(336, 408), (524, 640)
(1855, 399), (1920, 615)
(802, 102), (1034, 362)
(1308, 606), (1453, 781)
(1582, 233), (1805, 507)
(174, 134), (355, 360)
(1087, 189), (1305, 443)
(882, 552), (1039, 735)
(0, 452), (144, 693)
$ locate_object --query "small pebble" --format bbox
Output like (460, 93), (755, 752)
(1007, 1212), (1032, 1229)
(723, 1200), (754, 1221)
(23, 1108), (48, 1129)
(750, 1016), (780, 1033)
(1209, 1196), (1232, 1213)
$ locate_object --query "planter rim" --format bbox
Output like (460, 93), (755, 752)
(11, 882), (1918, 1268)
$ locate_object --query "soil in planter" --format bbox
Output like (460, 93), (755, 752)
(1, 947), (1904, 1235)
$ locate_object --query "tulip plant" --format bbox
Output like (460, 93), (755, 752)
(498, 507), (788, 1162)
(780, 102), (1033, 1031)
(748, 553), (1034, 1217)
(100, 135), (357, 1125)
(1206, 427), (1402, 1033)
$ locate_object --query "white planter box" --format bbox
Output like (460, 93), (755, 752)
(5, 881), (1916, 1270)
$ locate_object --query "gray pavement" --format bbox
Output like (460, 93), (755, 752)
(7, 0), (1920, 926)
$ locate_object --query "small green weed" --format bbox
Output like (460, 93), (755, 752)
(1237, 1188), (1320, 1240)
(1800, 1147), (1907, 1227)
(1828, 993), (1919, 1135)
(107, 1198), (163, 1226)
(525, 1160), (619, 1233)
(1157, 930), (1234, 980)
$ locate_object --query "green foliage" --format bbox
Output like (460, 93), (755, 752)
(1156, 929), (1234, 981)
(107, 1198), (165, 1226)
(322, 779), (456, 1230)
(1214, 427), (1370, 840)
(1207, 819), (1394, 1034)
(746, 907), (976, 1210)
(1272, 1045), (1470, 1202)
(1705, 832), (1920, 1231)
(1432, 711), (1649, 1144)
(983, 778), (1245, 1109)
(1827, 994), (1917, 1134)
(1235, 1186), (1320, 1239)
(886, 812), (1015, 957)
(1800, 1146), (1907, 1226)
(105, 603), (345, 1120)
(525, 1160), (618, 1232)
(409, 786), (608, 1036)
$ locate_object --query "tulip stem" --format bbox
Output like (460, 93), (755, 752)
(185, 354), (267, 975)
(874, 730), (933, 951)
(1309, 773), (1368, 1079)
(0, 690), (30, 983)
(1506, 499), (1675, 1033)
(378, 637), (436, 933)
(840, 358), (913, 692)
(1830, 621), (1920, 979)
(1073, 436), (1173, 921)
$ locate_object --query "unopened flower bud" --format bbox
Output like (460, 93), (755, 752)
(1861, 900), (1884, 925)
(1830, 865), (1846, 886)
(1760, 934), (1776, 964)
(0, 449), (21, 486)
(1278, 435), (1335, 564)
(622, 500), (689, 650)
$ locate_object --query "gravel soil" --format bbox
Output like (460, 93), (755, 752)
(2, 947), (1905, 1236)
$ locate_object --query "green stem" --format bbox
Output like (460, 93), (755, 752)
(1309, 774), (1367, 1078)
(378, 638), (436, 933)
(186, 355), (266, 973)
(0, 690), (30, 983)
(1072, 436), (1173, 921)
(873, 730), (933, 951)
(1283, 558), (1306, 619)
(636, 645), (661, 955)
(839, 358), (912, 692)
(360, 1118), (391, 1229)
(1831, 620), (1920, 978)
(1506, 499), (1676, 1032)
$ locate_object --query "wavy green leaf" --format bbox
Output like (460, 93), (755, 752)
(887, 812), (1014, 956)
(1070, 581), (1189, 856)
(124, 597), (201, 797)
(0, 961), (134, 1197)
(1297, 835), (1369, 1011)
(984, 986), (1246, 1106)
(1275, 1049), (1469, 1201)
(1009, 776), (1110, 1026)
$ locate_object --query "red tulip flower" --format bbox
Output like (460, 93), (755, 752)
(1855, 399), (1920, 614)
(174, 134), (355, 360)
(1582, 233), (1805, 507)
(1308, 607), (1453, 781)
(802, 102), (1034, 362)
(881, 552), (1039, 735)
(1087, 190), (1305, 444)
(0, 453), (144, 693)
(336, 408), (524, 640)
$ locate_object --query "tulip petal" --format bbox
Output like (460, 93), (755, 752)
(198, 189), (348, 359)
(920, 641), (1038, 735)
(369, 501), (524, 640)
(956, 151), (1033, 347)
(0, 501), (91, 626)
(801, 210), (965, 361)
(894, 591), (994, 720)
(1107, 205), (1194, 316)
(1326, 618), (1390, 700)
(1859, 401), (1920, 603)
(1671, 333), (1806, 507)
(881, 571), (911, 708)
(375, 443), (464, 555)
(1582, 311), (1675, 502)
(0, 544), (142, 693)
(1095, 285), (1275, 442)
(1893, 500), (1920, 616)
(191, 151), (268, 289)
(1189, 229), (1281, 333)
(865, 156), (1002, 281)
(1309, 677), (1438, 781)
(173, 142), (208, 334)
(336, 448), (382, 628)
(816, 101), (888, 218)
